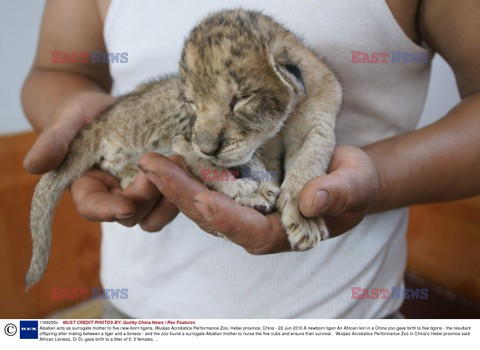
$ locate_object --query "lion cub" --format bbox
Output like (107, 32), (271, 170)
(26, 9), (342, 288)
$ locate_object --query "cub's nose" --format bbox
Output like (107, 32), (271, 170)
(197, 138), (225, 157)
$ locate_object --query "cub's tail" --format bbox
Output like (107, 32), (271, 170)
(25, 134), (100, 289)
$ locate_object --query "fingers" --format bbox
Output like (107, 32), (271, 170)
(192, 192), (290, 254)
(137, 153), (210, 219)
(138, 198), (179, 232)
(297, 172), (368, 239)
(24, 120), (82, 174)
(138, 153), (290, 254)
(298, 146), (379, 218)
(116, 171), (176, 229)
(24, 92), (115, 174)
(324, 212), (365, 238)
(71, 169), (136, 221)
(296, 146), (383, 238)
(71, 168), (178, 230)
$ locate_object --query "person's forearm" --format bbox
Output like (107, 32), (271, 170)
(365, 92), (480, 212)
(21, 67), (110, 131)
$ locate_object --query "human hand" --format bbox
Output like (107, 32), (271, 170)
(299, 145), (381, 235)
(24, 91), (179, 230)
(24, 91), (116, 174)
(137, 146), (381, 254)
(70, 167), (179, 231)
(138, 153), (291, 254)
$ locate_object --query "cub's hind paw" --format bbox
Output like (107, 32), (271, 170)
(120, 175), (136, 189)
(119, 166), (139, 189)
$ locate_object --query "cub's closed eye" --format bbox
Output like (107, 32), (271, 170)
(230, 94), (252, 109)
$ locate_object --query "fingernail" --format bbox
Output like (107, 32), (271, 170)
(313, 190), (329, 215)
(23, 154), (36, 173)
(114, 213), (134, 220)
(193, 200), (214, 221)
(23, 156), (30, 171)
(138, 163), (163, 189)
(137, 163), (152, 174)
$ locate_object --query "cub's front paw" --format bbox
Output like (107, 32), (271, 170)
(277, 191), (329, 250)
(234, 180), (280, 214)
(213, 179), (279, 214)
(212, 177), (259, 198)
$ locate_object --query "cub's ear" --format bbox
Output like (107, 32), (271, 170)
(270, 58), (306, 96)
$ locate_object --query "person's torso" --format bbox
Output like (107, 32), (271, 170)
(100, 0), (431, 318)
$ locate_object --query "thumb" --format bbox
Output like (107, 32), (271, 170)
(24, 124), (75, 174)
(299, 172), (357, 218)
(24, 92), (115, 174)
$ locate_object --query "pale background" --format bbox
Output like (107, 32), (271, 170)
(0, 0), (461, 136)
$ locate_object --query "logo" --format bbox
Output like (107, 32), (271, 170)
(51, 51), (129, 64)
(51, 286), (128, 300)
(90, 287), (128, 299)
(201, 169), (279, 182)
(350, 287), (428, 299)
(351, 51), (429, 64)
(19, 321), (38, 339)
(4, 323), (17, 336)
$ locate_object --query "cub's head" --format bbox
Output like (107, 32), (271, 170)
(179, 10), (305, 167)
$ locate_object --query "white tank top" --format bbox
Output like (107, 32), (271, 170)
(101, 0), (431, 318)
